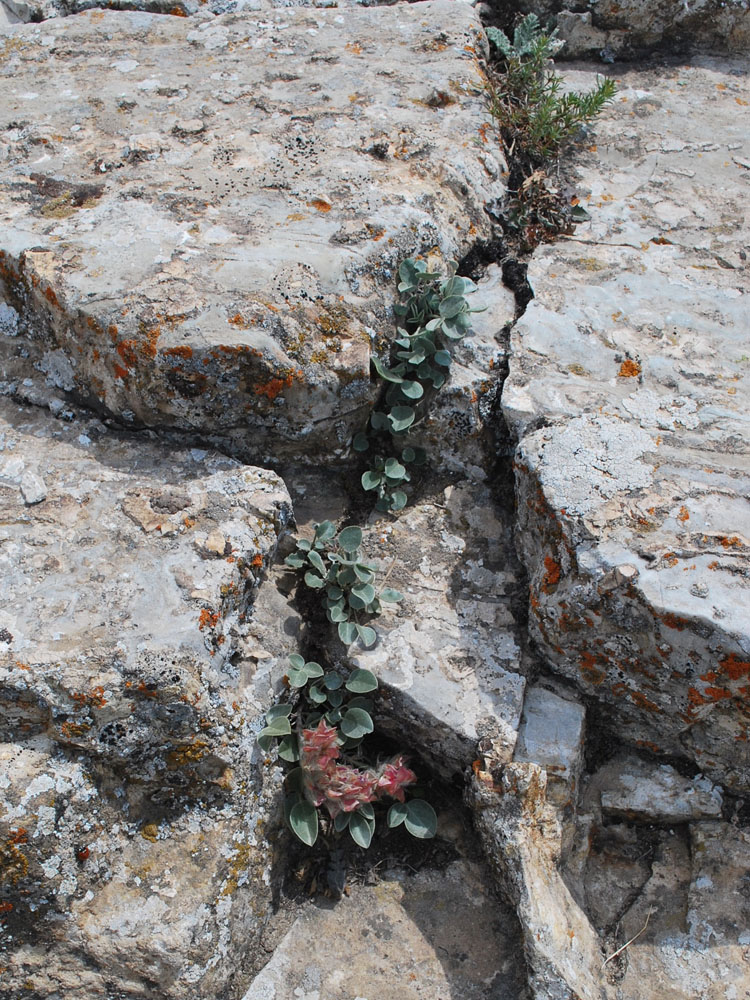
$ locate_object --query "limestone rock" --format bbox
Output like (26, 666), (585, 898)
(513, 684), (585, 816)
(0, 2), (505, 462)
(469, 761), (610, 1000)
(597, 757), (723, 824)
(242, 858), (527, 1000)
(502, 58), (750, 792)
(0, 394), (291, 792)
(614, 821), (750, 999)
(347, 479), (527, 778)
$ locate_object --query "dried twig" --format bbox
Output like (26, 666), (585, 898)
(602, 907), (654, 968)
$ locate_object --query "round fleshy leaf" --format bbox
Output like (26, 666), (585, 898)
(325, 708), (342, 725)
(338, 526), (363, 552)
(357, 802), (375, 821)
(328, 689), (344, 709)
(338, 621), (357, 645)
(308, 683), (327, 704)
(384, 457), (406, 480)
(307, 550), (326, 575)
(283, 791), (301, 827)
(346, 669), (378, 694)
(356, 624), (377, 648)
(296, 539), (311, 552)
(284, 767), (304, 793)
(361, 470), (382, 491)
(314, 521), (336, 543)
(285, 553), (305, 569)
(278, 735), (300, 762)
(304, 571), (325, 589)
(257, 732), (276, 751)
(434, 349), (452, 367)
(324, 671), (343, 691)
(399, 380), (424, 400)
(349, 812), (374, 849)
(402, 446), (416, 463)
(304, 661), (324, 679)
(340, 707), (374, 740)
(352, 583), (375, 605)
(266, 703), (292, 721)
(289, 653), (305, 670)
(287, 667), (308, 688)
(289, 800), (319, 846)
(404, 800), (437, 839)
(348, 592), (366, 611)
(328, 605), (348, 624)
(334, 811), (351, 832)
(390, 491), (408, 511)
(347, 696), (374, 713)
(388, 802), (408, 828)
(261, 716), (291, 737)
(370, 410), (389, 431)
(352, 432), (370, 453)
(388, 406), (415, 433)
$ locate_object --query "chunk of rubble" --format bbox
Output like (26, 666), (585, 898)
(502, 59), (750, 793)
(597, 757), (723, 824)
(485, 0), (750, 58)
(615, 821), (750, 999)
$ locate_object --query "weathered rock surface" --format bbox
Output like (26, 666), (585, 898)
(0, 1), (504, 461)
(613, 821), (750, 999)
(483, 0), (750, 58)
(596, 756), (723, 823)
(502, 57), (750, 793)
(470, 759), (609, 1000)
(0, 392), (291, 783)
(0, 362), (297, 997)
(347, 478), (527, 778)
(242, 857), (527, 1000)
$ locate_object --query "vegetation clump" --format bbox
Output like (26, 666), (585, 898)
(353, 257), (482, 511)
(258, 656), (437, 848)
(486, 14), (615, 251)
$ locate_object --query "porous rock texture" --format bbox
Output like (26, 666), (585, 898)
(503, 56), (750, 794)
(0, 0), (504, 462)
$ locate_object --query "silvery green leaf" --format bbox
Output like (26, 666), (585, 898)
(289, 800), (318, 846)
(361, 470), (382, 491)
(349, 812), (374, 848)
(266, 704), (292, 721)
(304, 661), (324, 679)
(307, 550), (326, 575)
(404, 800), (437, 839)
(371, 356), (404, 383)
(379, 587), (403, 603)
(338, 526), (362, 552)
(338, 621), (357, 645)
(387, 802), (408, 828)
(289, 653), (305, 670)
(304, 571), (325, 589)
(356, 624), (377, 647)
(352, 432), (370, 452)
(314, 521), (336, 542)
(278, 736), (300, 762)
(346, 669), (378, 694)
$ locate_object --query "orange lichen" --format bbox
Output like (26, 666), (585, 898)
(308, 199), (332, 213)
(162, 345), (193, 360)
(721, 653), (750, 681)
(44, 286), (59, 308)
(720, 536), (742, 549)
(629, 690), (661, 713)
(542, 555), (561, 592)
(199, 609), (220, 631)
(677, 506), (690, 522)
(618, 359), (641, 377)
(228, 313), (247, 327)
(113, 363), (129, 380)
(116, 340), (138, 368)
(251, 554), (263, 568)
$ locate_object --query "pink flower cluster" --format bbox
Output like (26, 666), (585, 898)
(300, 720), (417, 818)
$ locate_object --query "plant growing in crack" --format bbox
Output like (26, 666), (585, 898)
(485, 14), (615, 251)
(284, 521), (403, 648)
(353, 257), (482, 511)
(258, 656), (437, 848)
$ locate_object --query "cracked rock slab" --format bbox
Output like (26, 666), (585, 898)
(241, 858), (527, 1000)
(0, 2), (504, 461)
(502, 58), (750, 792)
(0, 394), (291, 789)
(348, 480), (527, 778)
